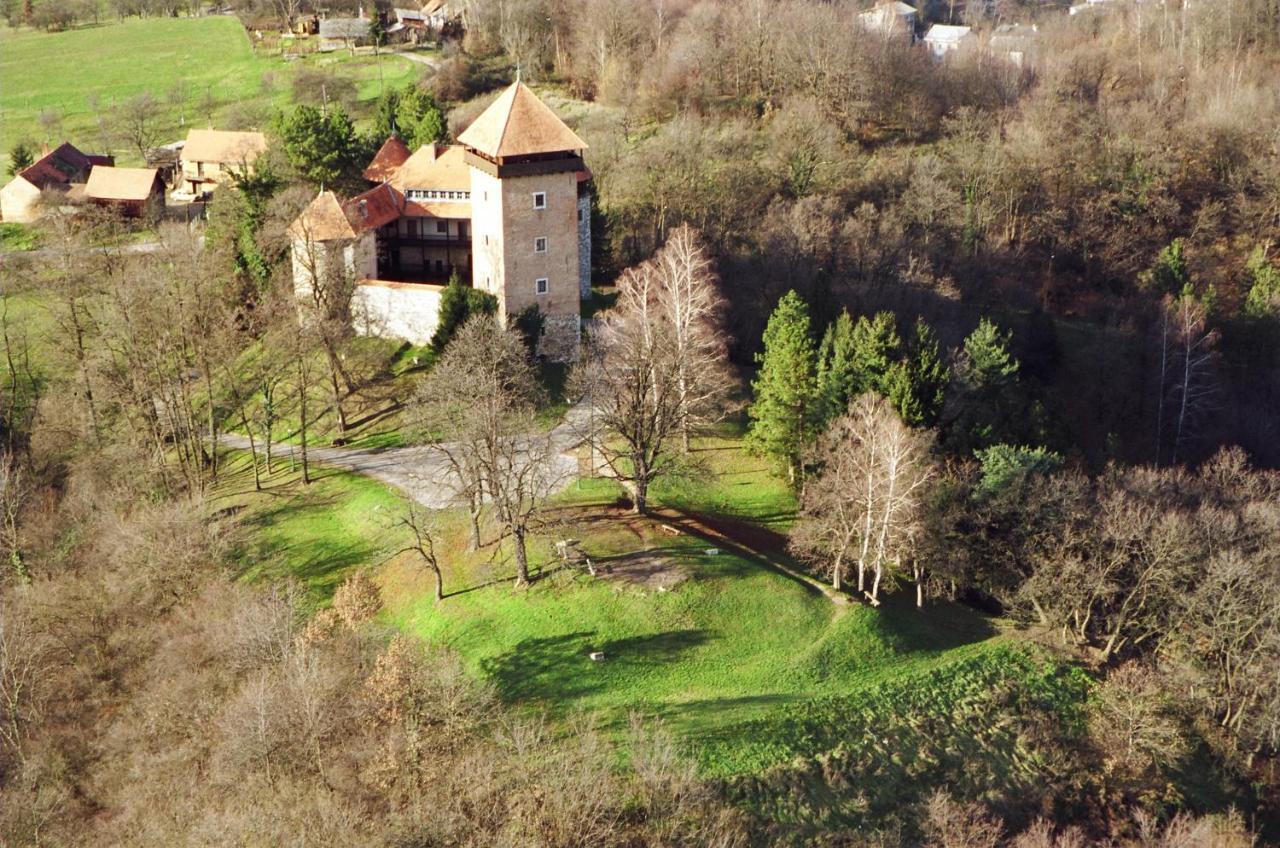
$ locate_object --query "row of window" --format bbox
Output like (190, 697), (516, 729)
(406, 189), (470, 201)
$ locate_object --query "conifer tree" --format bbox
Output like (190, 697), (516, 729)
(885, 318), (948, 427)
(816, 310), (857, 424)
(747, 291), (819, 484)
(945, 318), (1023, 453)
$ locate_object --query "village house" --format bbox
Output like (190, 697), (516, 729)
(290, 81), (591, 361)
(857, 1), (918, 42)
(0, 142), (113, 223)
(922, 24), (975, 60)
(175, 129), (268, 200)
(989, 23), (1039, 67)
(83, 166), (165, 218)
(318, 12), (371, 52)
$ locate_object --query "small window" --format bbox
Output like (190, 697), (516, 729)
(535, 277), (549, 295)
(577, 207), (584, 223)
(534, 236), (547, 253)
(436, 221), (448, 233)
(484, 234), (489, 245)
(533, 191), (547, 209)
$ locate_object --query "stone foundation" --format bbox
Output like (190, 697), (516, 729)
(537, 313), (581, 362)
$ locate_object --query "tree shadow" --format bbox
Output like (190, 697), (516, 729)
(864, 592), (999, 652)
(480, 628), (711, 704)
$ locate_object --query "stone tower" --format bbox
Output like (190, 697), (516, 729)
(459, 83), (590, 361)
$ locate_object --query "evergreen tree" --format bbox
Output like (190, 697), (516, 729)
(395, 87), (446, 150)
(849, 311), (901, 394)
(276, 105), (361, 188)
(1141, 238), (1190, 297)
(817, 310), (902, 425)
(747, 290), (819, 484)
(945, 318), (1024, 453)
(7, 141), (34, 176)
(1244, 247), (1280, 320)
(430, 274), (498, 353)
(885, 318), (948, 427)
(816, 310), (856, 423)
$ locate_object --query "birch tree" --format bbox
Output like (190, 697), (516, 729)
(793, 393), (934, 604)
(651, 225), (732, 452)
(1157, 293), (1219, 465)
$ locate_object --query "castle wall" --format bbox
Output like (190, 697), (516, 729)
(351, 281), (445, 347)
(577, 192), (591, 299)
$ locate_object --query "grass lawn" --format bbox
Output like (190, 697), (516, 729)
(0, 17), (421, 166)
(216, 427), (1037, 783)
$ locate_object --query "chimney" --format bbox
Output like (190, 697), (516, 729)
(358, 199), (369, 219)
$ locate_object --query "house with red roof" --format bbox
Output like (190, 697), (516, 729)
(1, 142), (113, 223)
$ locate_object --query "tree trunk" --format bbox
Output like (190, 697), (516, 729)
(432, 564), (444, 602)
(298, 362), (311, 485)
(832, 551), (843, 592)
(512, 529), (530, 586)
(467, 494), (482, 551)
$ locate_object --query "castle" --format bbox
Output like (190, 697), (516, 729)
(289, 82), (591, 361)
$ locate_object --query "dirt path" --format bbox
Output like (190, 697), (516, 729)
(218, 401), (592, 508)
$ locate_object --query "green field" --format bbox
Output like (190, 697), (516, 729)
(0, 17), (421, 165)
(214, 426), (1064, 794)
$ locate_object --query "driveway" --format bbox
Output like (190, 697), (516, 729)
(218, 401), (593, 508)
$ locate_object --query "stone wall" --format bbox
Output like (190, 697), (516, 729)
(538, 313), (581, 363)
(577, 192), (592, 299)
(350, 280), (445, 347)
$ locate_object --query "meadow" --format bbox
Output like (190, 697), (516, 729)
(0, 16), (421, 166)
(214, 423), (1070, 795)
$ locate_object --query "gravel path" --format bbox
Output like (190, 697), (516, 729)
(218, 402), (592, 508)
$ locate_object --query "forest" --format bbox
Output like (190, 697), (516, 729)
(2, 0), (1280, 845)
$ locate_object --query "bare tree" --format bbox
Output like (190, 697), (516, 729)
(114, 92), (164, 162)
(0, 454), (28, 582)
(570, 233), (732, 514)
(793, 393), (934, 604)
(411, 316), (558, 586)
(290, 220), (359, 441)
(650, 224), (733, 452)
(1157, 292), (1219, 465)
(0, 604), (50, 761)
(397, 500), (446, 602)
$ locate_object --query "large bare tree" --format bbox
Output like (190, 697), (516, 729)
(571, 227), (733, 514)
(411, 316), (560, 586)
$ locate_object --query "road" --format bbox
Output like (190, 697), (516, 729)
(218, 402), (593, 508)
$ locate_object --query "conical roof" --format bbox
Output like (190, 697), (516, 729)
(457, 82), (587, 159)
(289, 190), (358, 241)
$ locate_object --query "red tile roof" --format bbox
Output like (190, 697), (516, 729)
(363, 135), (412, 183)
(344, 183), (404, 232)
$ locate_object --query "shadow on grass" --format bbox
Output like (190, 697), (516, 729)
(865, 592), (1000, 652)
(481, 628), (711, 704)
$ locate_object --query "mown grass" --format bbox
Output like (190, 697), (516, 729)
(218, 425), (1026, 780)
(0, 17), (420, 164)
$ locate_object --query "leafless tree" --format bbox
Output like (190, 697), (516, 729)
(1157, 290), (1219, 466)
(113, 92), (164, 162)
(290, 221), (359, 441)
(411, 316), (558, 586)
(0, 454), (28, 582)
(397, 500), (446, 602)
(650, 224), (734, 452)
(793, 393), (934, 604)
(0, 603), (50, 762)
(570, 232), (732, 513)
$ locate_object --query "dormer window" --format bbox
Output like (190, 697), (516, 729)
(533, 191), (546, 210)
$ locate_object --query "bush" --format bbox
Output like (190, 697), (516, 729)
(430, 274), (498, 353)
